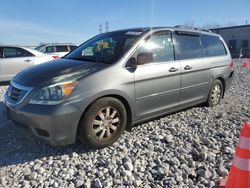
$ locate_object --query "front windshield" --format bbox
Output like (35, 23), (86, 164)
(35, 45), (46, 51)
(64, 31), (144, 64)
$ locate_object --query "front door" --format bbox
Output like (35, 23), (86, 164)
(134, 31), (181, 120)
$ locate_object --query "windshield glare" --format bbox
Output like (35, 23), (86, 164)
(65, 31), (143, 64)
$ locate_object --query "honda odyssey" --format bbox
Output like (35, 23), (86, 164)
(4, 26), (234, 148)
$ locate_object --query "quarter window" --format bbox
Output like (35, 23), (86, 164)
(56, 45), (68, 52)
(177, 34), (203, 60)
(3, 47), (33, 58)
(201, 35), (227, 57)
(138, 32), (174, 63)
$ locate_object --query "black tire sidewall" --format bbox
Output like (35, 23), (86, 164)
(79, 97), (127, 149)
(207, 79), (223, 107)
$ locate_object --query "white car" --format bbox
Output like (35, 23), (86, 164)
(35, 43), (78, 58)
(0, 46), (55, 82)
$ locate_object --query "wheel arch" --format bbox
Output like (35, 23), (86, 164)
(214, 76), (226, 98)
(77, 93), (133, 140)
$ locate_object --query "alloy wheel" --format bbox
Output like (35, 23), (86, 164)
(211, 84), (221, 105)
(92, 106), (120, 141)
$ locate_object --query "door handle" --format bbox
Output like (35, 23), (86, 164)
(169, 67), (179, 72)
(24, 59), (31, 62)
(184, 65), (192, 70)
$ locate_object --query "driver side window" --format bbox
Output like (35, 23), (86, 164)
(138, 32), (174, 63)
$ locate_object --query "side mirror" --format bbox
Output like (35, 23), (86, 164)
(137, 52), (154, 65)
(126, 57), (137, 70)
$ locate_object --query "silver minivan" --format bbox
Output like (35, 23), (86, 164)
(4, 26), (234, 148)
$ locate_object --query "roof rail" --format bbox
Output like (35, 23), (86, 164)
(174, 25), (212, 32)
(40, 43), (76, 45)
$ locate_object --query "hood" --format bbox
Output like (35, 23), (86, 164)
(13, 58), (107, 87)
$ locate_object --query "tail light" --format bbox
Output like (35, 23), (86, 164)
(52, 55), (59, 59)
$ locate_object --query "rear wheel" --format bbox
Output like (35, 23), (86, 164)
(206, 79), (224, 107)
(78, 97), (127, 149)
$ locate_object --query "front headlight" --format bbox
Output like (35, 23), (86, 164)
(29, 81), (77, 105)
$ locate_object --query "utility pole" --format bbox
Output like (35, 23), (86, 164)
(99, 21), (110, 33)
(99, 23), (103, 34)
(105, 21), (109, 33)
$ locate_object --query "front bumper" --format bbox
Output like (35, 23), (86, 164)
(4, 102), (82, 146)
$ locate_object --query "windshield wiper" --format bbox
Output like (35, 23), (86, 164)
(91, 59), (106, 64)
(64, 57), (107, 64)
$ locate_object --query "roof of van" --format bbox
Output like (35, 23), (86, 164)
(109, 26), (219, 36)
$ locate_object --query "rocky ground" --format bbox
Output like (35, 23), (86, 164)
(0, 60), (249, 188)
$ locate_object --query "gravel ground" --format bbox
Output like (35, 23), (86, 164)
(0, 60), (249, 188)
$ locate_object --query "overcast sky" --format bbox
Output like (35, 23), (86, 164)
(0, 0), (250, 45)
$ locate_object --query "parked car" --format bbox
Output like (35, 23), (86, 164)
(4, 26), (234, 148)
(35, 43), (78, 58)
(0, 46), (55, 82)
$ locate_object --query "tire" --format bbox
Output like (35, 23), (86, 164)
(78, 97), (127, 149)
(206, 79), (224, 107)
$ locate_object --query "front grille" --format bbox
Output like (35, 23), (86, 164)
(5, 82), (33, 105)
(9, 86), (27, 102)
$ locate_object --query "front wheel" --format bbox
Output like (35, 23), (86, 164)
(206, 79), (224, 107)
(78, 97), (127, 149)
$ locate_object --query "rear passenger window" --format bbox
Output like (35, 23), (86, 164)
(201, 35), (227, 57)
(138, 32), (174, 63)
(177, 34), (203, 60)
(56, 46), (68, 52)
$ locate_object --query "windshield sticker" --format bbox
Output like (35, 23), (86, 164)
(125, 31), (142, 35)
